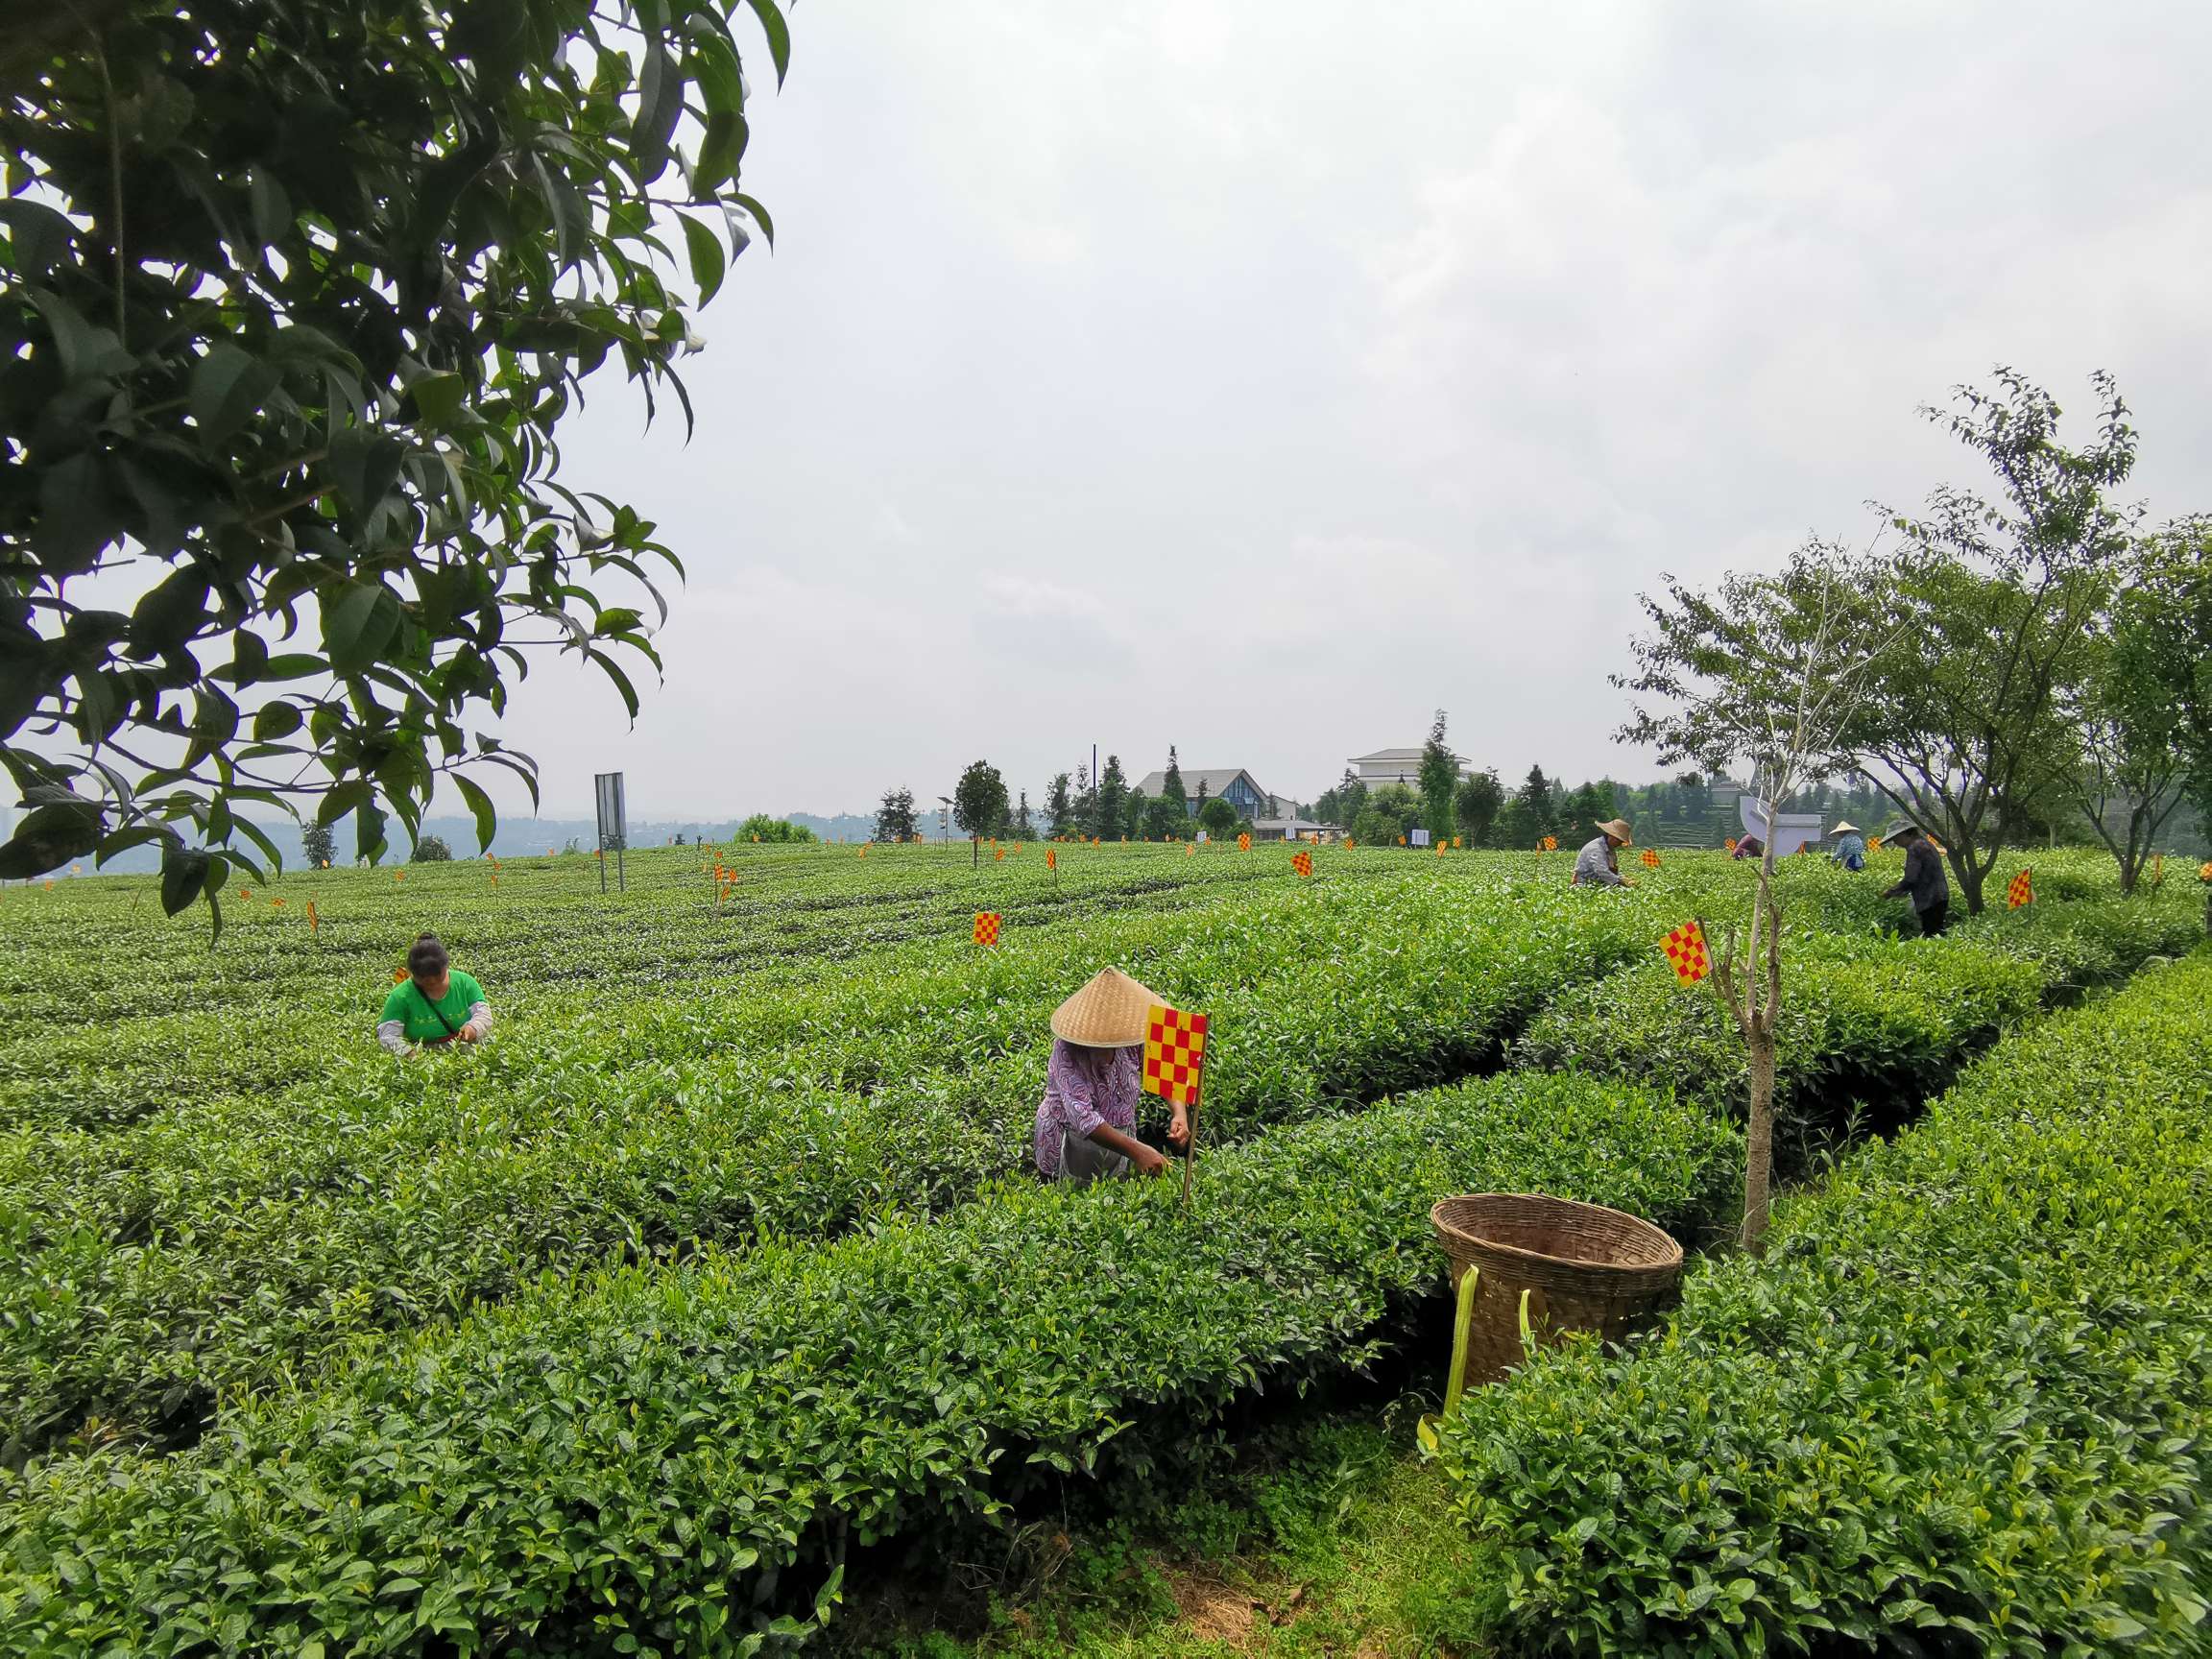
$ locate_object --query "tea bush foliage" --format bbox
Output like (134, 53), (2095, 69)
(1437, 952), (2212, 1656)
(0, 1072), (1741, 1654)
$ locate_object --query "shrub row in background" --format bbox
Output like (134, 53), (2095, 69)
(0, 1072), (1743, 1656)
(1437, 951), (2212, 1656)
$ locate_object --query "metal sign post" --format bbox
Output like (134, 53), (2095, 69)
(593, 771), (627, 893)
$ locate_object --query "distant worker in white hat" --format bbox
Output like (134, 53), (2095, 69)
(1829, 820), (1866, 871)
(1034, 967), (1190, 1184)
(1572, 818), (1636, 888)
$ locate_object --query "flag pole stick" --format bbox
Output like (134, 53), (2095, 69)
(1182, 1102), (1197, 1205)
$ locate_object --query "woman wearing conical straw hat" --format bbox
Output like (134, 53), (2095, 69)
(1035, 968), (1190, 1185)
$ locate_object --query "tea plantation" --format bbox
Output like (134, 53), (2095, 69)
(0, 841), (2203, 1654)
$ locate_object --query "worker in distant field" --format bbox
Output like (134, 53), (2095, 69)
(377, 932), (493, 1055)
(1034, 967), (1190, 1185)
(1571, 819), (1635, 887)
(1732, 833), (1765, 860)
(1829, 820), (1867, 871)
(1881, 823), (1950, 936)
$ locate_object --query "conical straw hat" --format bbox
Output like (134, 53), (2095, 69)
(1596, 818), (1634, 845)
(1050, 967), (1165, 1048)
(1832, 820), (1860, 834)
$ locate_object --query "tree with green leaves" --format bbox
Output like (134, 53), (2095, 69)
(1454, 768), (1503, 846)
(0, 0), (791, 932)
(1837, 370), (2142, 913)
(299, 819), (336, 869)
(1159, 746), (1189, 817)
(1417, 709), (1457, 845)
(1196, 795), (1241, 837)
(1497, 766), (1556, 849)
(872, 786), (917, 844)
(411, 834), (452, 863)
(2049, 547), (2195, 891)
(1094, 755), (1128, 840)
(734, 813), (812, 844)
(1044, 772), (1074, 838)
(1014, 789), (1034, 838)
(951, 760), (1009, 841)
(1618, 538), (1899, 1251)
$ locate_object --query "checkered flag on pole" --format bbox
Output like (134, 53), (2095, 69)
(1661, 919), (1711, 984)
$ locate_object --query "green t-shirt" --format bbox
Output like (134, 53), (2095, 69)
(379, 970), (486, 1043)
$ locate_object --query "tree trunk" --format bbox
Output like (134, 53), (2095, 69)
(1739, 1020), (1778, 1252)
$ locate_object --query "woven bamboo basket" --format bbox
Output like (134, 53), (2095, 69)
(1430, 1192), (1685, 1386)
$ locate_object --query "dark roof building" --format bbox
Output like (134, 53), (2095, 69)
(1131, 767), (1271, 819)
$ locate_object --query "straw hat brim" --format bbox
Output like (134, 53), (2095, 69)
(1596, 819), (1634, 845)
(1051, 967), (1166, 1048)
(1832, 821), (1860, 834)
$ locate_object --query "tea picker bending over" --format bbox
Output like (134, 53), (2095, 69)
(1034, 968), (1190, 1185)
(377, 932), (493, 1054)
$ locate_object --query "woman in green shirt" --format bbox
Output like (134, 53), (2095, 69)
(377, 932), (493, 1055)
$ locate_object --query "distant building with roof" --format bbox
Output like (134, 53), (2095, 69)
(1131, 766), (1272, 821)
(1347, 747), (1470, 788)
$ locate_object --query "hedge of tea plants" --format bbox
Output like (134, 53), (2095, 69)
(0, 852), (2178, 1455)
(1436, 951), (2212, 1657)
(0, 1071), (1743, 1656)
(1511, 880), (2204, 1143)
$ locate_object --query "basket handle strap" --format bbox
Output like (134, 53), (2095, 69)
(1416, 1264), (1481, 1457)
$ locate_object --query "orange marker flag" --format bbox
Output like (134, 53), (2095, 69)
(393, 968), (407, 984)
(1143, 1003), (1208, 1110)
(1540, 835), (1558, 852)
(1662, 920), (1711, 985)
(238, 887), (252, 901)
(489, 872), (497, 887)
(1641, 849), (1660, 868)
(1725, 837), (1739, 854)
(1292, 849), (1313, 878)
(2198, 860), (2212, 883)
(995, 845), (1005, 863)
(1453, 835), (1463, 849)
(270, 897), (285, 907)
(1237, 832), (1252, 852)
(1866, 836), (1883, 853)
(2007, 867), (2033, 909)
(973, 911), (1001, 947)
(305, 901), (319, 933)
(1433, 842), (1445, 857)
(1345, 837), (1357, 849)
(1185, 842), (1194, 857)
(1046, 847), (1057, 871)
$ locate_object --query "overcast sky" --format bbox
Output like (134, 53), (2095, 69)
(481, 0), (2212, 822)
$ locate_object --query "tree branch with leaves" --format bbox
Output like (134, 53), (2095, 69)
(0, 0), (791, 933)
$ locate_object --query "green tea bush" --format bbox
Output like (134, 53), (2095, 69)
(1512, 885), (2200, 1143)
(1435, 952), (2212, 1656)
(0, 1073), (1742, 1655)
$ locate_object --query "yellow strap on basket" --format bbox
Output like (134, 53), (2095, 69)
(1415, 1264), (1480, 1458)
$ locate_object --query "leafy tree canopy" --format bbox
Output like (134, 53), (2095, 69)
(0, 0), (790, 932)
(872, 785), (917, 844)
(951, 759), (1008, 840)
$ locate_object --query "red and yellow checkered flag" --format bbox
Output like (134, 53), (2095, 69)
(1724, 837), (1739, 854)
(1142, 1003), (1208, 1111)
(1539, 835), (1557, 852)
(1640, 848), (1660, 868)
(1237, 832), (1252, 852)
(1291, 849), (1313, 878)
(973, 912), (1001, 946)
(305, 901), (319, 933)
(1046, 848), (1057, 871)
(2007, 868), (2032, 909)
(1661, 920), (1711, 985)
